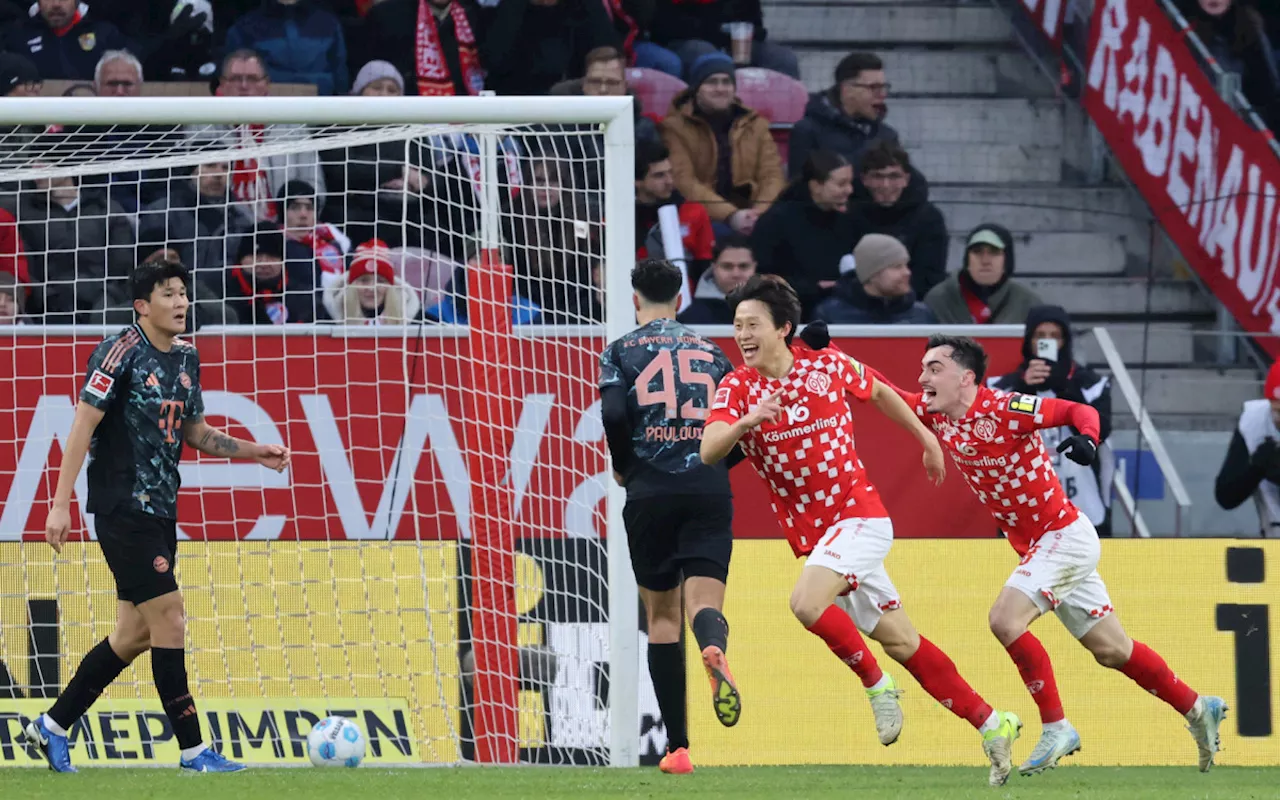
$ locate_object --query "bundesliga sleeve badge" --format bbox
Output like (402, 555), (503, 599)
(84, 369), (115, 399)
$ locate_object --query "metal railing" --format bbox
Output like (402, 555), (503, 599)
(1089, 327), (1194, 536)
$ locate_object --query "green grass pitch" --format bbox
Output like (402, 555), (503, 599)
(1, 766), (1277, 800)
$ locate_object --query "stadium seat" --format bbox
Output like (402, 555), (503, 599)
(627, 67), (688, 118)
(734, 67), (808, 124)
(770, 125), (792, 172)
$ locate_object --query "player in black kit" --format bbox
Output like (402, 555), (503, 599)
(25, 258), (290, 774)
(598, 259), (741, 775)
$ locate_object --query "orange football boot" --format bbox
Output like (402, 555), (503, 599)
(658, 747), (694, 774)
(701, 645), (741, 727)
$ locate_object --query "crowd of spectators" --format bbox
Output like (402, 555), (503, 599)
(0, 0), (1066, 332)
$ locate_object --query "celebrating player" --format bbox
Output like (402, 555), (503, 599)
(598, 259), (742, 775)
(899, 333), (1226, 775)
(700, 275), (1022, 787)
(26, 258), (291, 773)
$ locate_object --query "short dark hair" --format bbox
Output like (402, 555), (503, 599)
(221, 48), (266, 79)
(636, 139), (670, 181)
(799, 150), (850, 185)
(585, 46), (625, 70)
(728, 274), (801, 344)
(631, 258), (684, 304)
(859, 139), (910, 174)
(926, 334), (988, 383)
(835, 52), (883, 85)
(131, 258), (190, 302)
(713, 233), (753, 262)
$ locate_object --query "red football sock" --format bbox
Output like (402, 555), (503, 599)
(1120, 640), (1198, 715)
(1005, 631), (1065, 724)
(807, 605), (884, 688)
(903, 636), (994, 729)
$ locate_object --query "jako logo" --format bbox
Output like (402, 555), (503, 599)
(842, 651), (863, 666)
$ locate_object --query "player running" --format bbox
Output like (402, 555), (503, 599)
(700, 275), (1022, 787)
(26, 258), (291, 773)
(598, 259), (742, 775)
(900, 332), (1226, 775)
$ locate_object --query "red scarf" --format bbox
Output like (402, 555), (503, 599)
(230, 125), (278, 223)
(51, 7), (85, 37)
(301, 224), (347, 282)
(601, 0), (639, 62)
(233, 267), (288, 324)
(415, 0), (484, 97)
(960, 279), (993, 324)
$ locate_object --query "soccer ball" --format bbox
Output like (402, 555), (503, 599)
(306, 716), (366, 768)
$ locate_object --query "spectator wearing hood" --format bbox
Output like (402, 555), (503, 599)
(634, 139), (713, 275)
(660, 53), (784, 232)
(1216, 360), (1280, 537)
(3, 0), (127, 82)
(814, 233), (935, 325)
(787, 52), (897, 178)
(321, 238), (422, 324)
(991, 304), (1114, 533)
(225, 0), (350, 96)
(848, 140), (948, 299)
(678, 234), (755, 325)
(924, 224), (1042, 325)
(749, 149), (856, 318)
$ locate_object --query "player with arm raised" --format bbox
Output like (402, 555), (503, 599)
(700, 275), (1022, 787)
(903, 333), (1227, 775)
(25, 258), (290, 774)
(598, 259), (742, 775)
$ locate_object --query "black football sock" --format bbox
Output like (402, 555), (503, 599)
(691, 608), (729, 653)
(151, 647), (202, 751)
(47, 637), (129, 730)
(647, 642), (689, 752)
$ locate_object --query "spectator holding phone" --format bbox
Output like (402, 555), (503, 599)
(990, 305), (1114, 534)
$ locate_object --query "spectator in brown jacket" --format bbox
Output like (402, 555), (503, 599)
(660, 52), (784, 237)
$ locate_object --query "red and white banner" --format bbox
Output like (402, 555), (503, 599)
(1085, 0), (1280, 356)
(1020, 0), (1067, 48)
(0, 332), (1023, 543)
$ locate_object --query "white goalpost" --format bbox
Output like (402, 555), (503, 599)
(0, 96), (639, 767)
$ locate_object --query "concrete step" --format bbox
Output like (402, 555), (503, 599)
(1102, 367), (1258, 418)
(930, 186), (1150, 235)
(1018, 277), (1215, 318)
(761, 4), (1015, 46)
(795, 48), (1055, 97)
(1076, 322), (1198, 365)
(947, 231), (1128, 275)
(892, 98), (1063, 145)
(910, 143), (1061, 183)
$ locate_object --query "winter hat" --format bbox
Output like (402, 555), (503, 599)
(351, 60), (404, 96)
(237, 225), (286, 264)
(1264, 361), (1280, 401)
(278, 179), (320, 217)
(688, 52), (735, 93)
(853, 234), (909, 284)
(349, 239), (397, 284)
(0, 52), (38, 96)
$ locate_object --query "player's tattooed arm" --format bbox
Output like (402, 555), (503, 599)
(184, 417), (291, 472)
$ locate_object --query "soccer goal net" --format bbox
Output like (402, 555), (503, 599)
(0, 96), (642, 767)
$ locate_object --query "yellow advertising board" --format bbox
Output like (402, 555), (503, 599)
(0, 698), (417, 766)
(687, 539), (1279, 767)
(0, 542), (462, 764)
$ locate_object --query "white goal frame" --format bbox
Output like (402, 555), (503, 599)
(0, 95), (640, 767)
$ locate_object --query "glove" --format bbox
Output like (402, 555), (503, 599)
(798, 320), (830, 351)
(1250, 437), (1280, 484)
(1056, 434), (1097, 466)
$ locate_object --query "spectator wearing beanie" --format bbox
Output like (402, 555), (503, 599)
(322, 239), (422, 324)
(351, 58), (404, 96)
(1217, 360), (1280, 537)
(924, 223), (1042, 325)
(750, 149), (857, 318)
(225, 225), (318, 325)
(279, 179), (350, 291)
(661, 52), (784, 232)
(225, 0), (349, 95)
(815, 233), (935, 325)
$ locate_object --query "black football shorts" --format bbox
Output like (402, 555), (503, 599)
(95, 510), (180, 604)
(623, 494), (733, 591)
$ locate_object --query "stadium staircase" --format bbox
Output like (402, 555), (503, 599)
(762, 0), (1260, 431)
